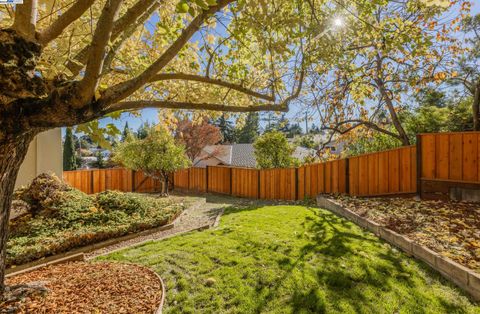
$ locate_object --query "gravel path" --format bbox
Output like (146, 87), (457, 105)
(86, 193), (241, 259)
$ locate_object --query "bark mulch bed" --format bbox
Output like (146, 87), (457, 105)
(2, 262), (163, 313)
(333, 196), (480, 272)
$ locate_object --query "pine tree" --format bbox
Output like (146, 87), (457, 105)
(215, 114), (236, 144)
(63, 127), (77, 171)
(236, 112), (260, 143)
(93, 151), (106, 169)
(121, 122), (131, 142)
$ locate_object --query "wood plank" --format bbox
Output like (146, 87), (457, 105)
(388, 150), (400, 193)
(449, 133), (463, 181)
(435, 134), (449, 180)
(421, 134), (436, 179)
(358, 156), (368, 195)
(463, 133), (478, 182)
(325, 162), (332, 193)
(349, 157), (359, 196)
(400, 147), (412, 192)
(332, 161), (339, 193)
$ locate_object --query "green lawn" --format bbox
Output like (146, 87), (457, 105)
(99, 204), (480, 313)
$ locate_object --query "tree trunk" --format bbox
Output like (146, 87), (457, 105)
(473, 82), (480, 131)
(163, 177), (169, 195)
(0, 132), (36, 292)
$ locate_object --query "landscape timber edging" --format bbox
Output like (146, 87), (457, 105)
(317, 195), (480, 301)
(6, 223), (174, 276)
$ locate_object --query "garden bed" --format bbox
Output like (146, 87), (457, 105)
(7, 174), (185, 267)
(333, 196), (480, 272)
(3, 262), (163, 313)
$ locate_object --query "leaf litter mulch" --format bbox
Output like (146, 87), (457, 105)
(332, 196), (480, 272)
(2, 262), (162, 313)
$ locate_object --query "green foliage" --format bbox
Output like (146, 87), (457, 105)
(63, 128), (77, 171)
(253, 131), (297, 168)
(215, 114), (236, 144)
(295, 134), (318, 149)
(114, 126), (190, 193)
(236, 112), (260, 143)
(121, 122), (131, 142)
(136, 122), (150, 139)
(101, 204), (479, 313)
(92, 151), (107, 169)
(347, 131), (403, 156)
(8, 176), (185, 267)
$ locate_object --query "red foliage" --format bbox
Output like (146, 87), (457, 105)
(175, 118), (222, 161)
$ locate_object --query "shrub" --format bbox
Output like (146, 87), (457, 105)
(7, 175), (185, 267)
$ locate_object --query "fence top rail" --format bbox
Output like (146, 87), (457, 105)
(347, 145), (416, 159)
(418, 131), (480, 136)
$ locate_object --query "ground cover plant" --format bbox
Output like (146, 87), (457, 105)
(7, 174), (184, 267)
(100, 204), (479, 313)
(334, 196), (480, 272)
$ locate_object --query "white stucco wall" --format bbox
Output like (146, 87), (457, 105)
(15, 128), (63, 188)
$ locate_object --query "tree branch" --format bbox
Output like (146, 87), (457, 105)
(102, 0), (235, 104)
(102, 1), (161, 75)
(65, 0), (160, 77)
(36, 0), (96, 46)
(76, 0), (123, 106)
(104, 100), (289, 113)
(149, 73), (274, 101)
(13, 0), (37, 41)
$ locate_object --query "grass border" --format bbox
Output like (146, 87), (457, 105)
(317, 195), (480, 301)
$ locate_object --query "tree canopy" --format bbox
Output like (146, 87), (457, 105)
(113, 126), (190, 194)
(253, 131), (297, 169)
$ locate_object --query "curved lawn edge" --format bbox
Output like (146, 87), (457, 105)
(6, 222), (174, 275)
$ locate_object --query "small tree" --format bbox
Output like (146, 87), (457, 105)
(114, 127), (190, 195)
(175, 118), (222, 162)
(63, 128), (77, 171)
(253, 131), (296, 169)
(92, 151), (106, 169)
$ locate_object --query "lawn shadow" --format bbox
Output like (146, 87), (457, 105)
(254, 207), (465, 313)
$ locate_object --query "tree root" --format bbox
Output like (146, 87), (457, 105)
(1, 281), (49, 313)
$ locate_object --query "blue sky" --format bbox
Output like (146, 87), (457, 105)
(92, 1), (480, 136)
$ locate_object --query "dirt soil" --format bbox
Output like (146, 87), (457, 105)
(2, 262), (162, 313)
(333, 196), (480, 272)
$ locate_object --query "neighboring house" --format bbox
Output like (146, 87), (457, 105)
(15, 129), (63, 188)
(194, 144), (316, 168)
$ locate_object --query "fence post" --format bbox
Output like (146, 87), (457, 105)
(205, 166), (209, 193)
(345, 158), (350, 195)
(131, 170), (136, 192)
(295, 168), (299, 200)
(257, 169), (261, 199)
(416, 134), (422, 198)
(90, 170), (94, 194)
(188, 168), (191, 191)
(229, 167), (233, 195)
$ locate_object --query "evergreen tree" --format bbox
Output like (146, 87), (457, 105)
(215, 114), (236, 144)
(136, 122), (150, 139)
(63, 127), (77, 171)
(93, 151), (106, 169)
(236, 113), (260, 143)
(121, 121), (132, 142)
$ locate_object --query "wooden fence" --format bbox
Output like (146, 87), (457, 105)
(63, 168), (162, 194)
(419, 132), (480, 199)
(63, 132), (480, 201)
(171, 145), (416, 200)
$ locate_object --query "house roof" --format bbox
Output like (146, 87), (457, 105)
(197, 144), (316, 168)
